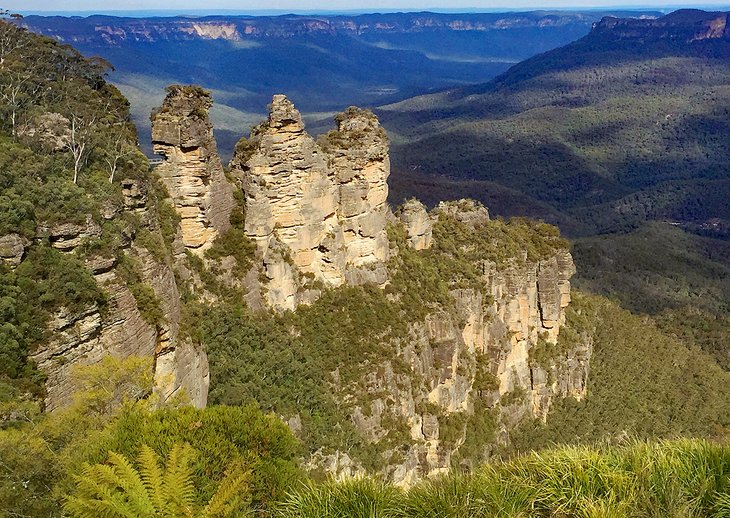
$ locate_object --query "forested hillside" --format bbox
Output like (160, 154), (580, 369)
(19, 10), (659, 158)
(382, 9), (730, 239)
(1, 13), (729, 518)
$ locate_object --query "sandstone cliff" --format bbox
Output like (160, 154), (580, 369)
(11, 79), (589, 483)
(312, 200), (587, 485)
(229, 96), (390, 310)
(151, 85), (234, 254)
(142, 89), (587, 482)
(23, 180), (209, 412)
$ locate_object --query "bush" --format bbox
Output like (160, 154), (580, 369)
(277, 439), (730, 517)
(73, 404), (303, 512)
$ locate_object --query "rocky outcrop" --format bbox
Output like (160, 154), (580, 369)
(230, 95), (391, 310)
(23, 85), (588, 486)
(31, 240), (209, 412)
(397, 199), (432, 250)
(593, 10), (730, 43)
(0, 233), (29, 267)
(43, 216), (102, 252)
(331, 201), (586, 484)
(321, 107), (390, 271)
(151, 85), (234, 254)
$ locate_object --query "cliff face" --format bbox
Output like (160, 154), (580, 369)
(593, 10), (729, 43)
(20, 182), (209, 412)
(20, 12), (612, 45)
(151, 85), (234, 254)
(11, 78), (589, 481)
(229, 96), (390, 310)
(320, 201), (586, 485)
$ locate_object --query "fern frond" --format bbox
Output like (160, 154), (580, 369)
(107, 450), (156, 516)
(71, 469), (121, 507)
(64, 492), (137, 518)
(161, 443), (197, 517)
(138, 444), (165, 512)
(202, 468), (250, 518)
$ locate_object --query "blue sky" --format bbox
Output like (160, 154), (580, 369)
(7, 0), (730, 13)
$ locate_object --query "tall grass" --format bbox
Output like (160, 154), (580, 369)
(277, 439), (730, 517)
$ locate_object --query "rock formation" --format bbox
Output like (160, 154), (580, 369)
(151, 85), (234, 254)
(397, 199), (432, 251)
(23, 85), (587, 484)
(342, 200), (586, 484)
(0, 234), (29, 267)
(29, 179), (209, 412)
(229, 95), (390, 309)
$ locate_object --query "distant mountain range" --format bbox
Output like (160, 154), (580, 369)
(380, 9), (730, 238)
(18, 10), (660, 156)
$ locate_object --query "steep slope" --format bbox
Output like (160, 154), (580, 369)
(511, 292), (730, 450)
(381, 9), (730, 238)
(0, 22), (208, 410)
(0, 20), (585, 481)
(3, 19), (729, 490)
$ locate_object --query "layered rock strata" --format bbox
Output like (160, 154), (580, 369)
(335, 201), (587, 485)
(29, 190), (209, 412)
(151, 85), (234, 254)
(230, 95), (391, 309)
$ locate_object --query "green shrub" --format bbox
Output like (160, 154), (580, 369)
(278, 439), (730, 517)
(74, 404), (303, 511)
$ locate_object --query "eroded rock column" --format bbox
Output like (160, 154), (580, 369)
(151, 85), (234, 254)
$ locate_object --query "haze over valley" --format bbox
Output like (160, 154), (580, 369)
(20, 10), (661, 156)
(0, 6), (729, 517)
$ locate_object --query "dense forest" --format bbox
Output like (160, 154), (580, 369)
(382, 10), (730, 239)
(0, 13), (729, 517)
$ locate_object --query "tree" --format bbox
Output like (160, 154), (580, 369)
(64, 443), (249, 518)
(0, 19), (27, 67)
(66, 112), (97, 184)
(0, 67), (39, 136)
(102, 126), (137, 183)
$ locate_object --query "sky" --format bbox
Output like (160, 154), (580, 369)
(6, 0), (730, 14)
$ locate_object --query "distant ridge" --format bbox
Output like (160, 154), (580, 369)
(381, 8), (730, 237)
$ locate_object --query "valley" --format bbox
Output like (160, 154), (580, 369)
(20, 10), (660, 157)
(0, 8), (729, 517)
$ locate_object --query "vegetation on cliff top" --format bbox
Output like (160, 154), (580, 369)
(202, 209), (569, 471)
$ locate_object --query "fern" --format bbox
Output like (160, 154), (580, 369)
(202, 467), (250, 517)
(161, 443), (196, 517)
(138, 444), (165, 511)
(64, 443), (248, 518)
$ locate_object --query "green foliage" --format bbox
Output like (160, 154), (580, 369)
(0, 246), (105, 395)
(655, 307), (730, 371)
(204, 287), (408, 460)
(511, 292), (730, 452)
(75, 404), (302, 511)
(573, 222), (730, 315)
(205, 228), (257, 276)
(0, 22), (158, 396)
(451, 401), (499, 470)
(0, 355), (155, 517)
(64, 443), (249, 518)
(278, 439), (730, 517)
(386, 31), (730, 237)
(0, 356), (299, 516)
(276, 477), (401, 518)
(15, 245), (106, 315)
(115, 253), (165, 327)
